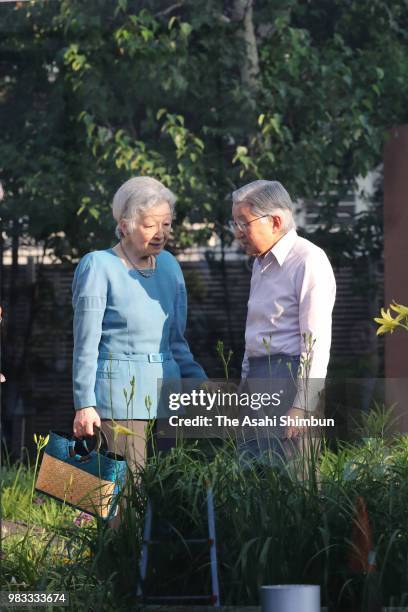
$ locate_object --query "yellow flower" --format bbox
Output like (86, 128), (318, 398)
(108, 421), (136, 437)
(374, 308), (402, 335)
(33, 433), (49, 450)
(390, 301), (408, 318)
(62, 557), (73, 565)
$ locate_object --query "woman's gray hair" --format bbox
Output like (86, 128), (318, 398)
(112, 176), (176, 239)
(232, 179), (296, 232)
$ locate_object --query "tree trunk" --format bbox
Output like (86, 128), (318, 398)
(232, 0), (260, 96)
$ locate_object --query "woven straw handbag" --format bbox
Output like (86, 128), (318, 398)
(35, 428), (127, 520)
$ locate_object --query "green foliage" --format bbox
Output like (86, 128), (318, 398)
(0, 461), (76, 528)
(1, 0), (408, 259)
(0, 457), (140, 609)
(3, 416), (408, 608)
(121, 432), (408, 608)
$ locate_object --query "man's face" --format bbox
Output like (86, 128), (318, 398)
(232, 202), (281, 256)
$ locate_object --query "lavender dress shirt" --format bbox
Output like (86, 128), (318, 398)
(242, 228), (336, 410)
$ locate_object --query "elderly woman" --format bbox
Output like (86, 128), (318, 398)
(231, 180), (336, 461)
(72, 177), (206, 513)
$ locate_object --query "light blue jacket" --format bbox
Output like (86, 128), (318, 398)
(72, 248), (206, 419)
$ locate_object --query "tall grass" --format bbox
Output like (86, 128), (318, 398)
(135, 410), (408, 609)
(2, 407), (408, 610)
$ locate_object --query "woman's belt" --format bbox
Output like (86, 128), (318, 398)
(98, 351), (173, 363)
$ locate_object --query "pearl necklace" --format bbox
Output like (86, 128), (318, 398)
(120, 241), (156, 278)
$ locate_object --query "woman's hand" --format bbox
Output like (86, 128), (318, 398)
(73, 406), (101, 438)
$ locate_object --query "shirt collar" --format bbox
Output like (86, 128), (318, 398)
(259, 228), (298, 267)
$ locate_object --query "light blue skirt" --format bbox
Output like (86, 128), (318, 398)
(94, 352), (181, 420)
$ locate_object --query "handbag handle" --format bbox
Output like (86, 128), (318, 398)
(69, 426), (109, 462)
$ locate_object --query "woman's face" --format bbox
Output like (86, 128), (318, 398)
(121, 201), (172, 256)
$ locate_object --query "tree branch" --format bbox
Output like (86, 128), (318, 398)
(155, 2), (184, 18)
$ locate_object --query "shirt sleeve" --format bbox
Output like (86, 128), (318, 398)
(241, 258), (256, 380)
(241, 349), (249, 380)
(293, 250), (336, 411)
(72, 253), (107, 410)
(170, 270), (207, 380)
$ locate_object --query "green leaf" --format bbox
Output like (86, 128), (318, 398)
(168, 16), (177, 30)
(236, 145), (248, 156)
(156, 108), (167, 120)
(180, 22), (192, 38)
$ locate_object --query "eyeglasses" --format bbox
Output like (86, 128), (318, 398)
(230, 214), (270, 233)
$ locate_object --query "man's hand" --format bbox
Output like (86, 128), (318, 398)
(283, 407), (308, 439)
(73, 407), (101, 438)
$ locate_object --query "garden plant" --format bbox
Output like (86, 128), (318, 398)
(2, 307), (408, 609)
(2, 400), (408, 610)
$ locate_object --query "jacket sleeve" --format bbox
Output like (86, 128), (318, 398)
(72, 253), (107, 410)
(170, 270), (207, 380)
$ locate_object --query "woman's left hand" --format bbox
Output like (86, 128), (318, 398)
(73, 406), (101, 438)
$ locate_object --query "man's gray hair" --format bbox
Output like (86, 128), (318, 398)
(112, 176), (176, 239)
(232, 180), (296, 232)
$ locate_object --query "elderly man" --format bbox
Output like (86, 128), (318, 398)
(232, 179), (336, 461)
